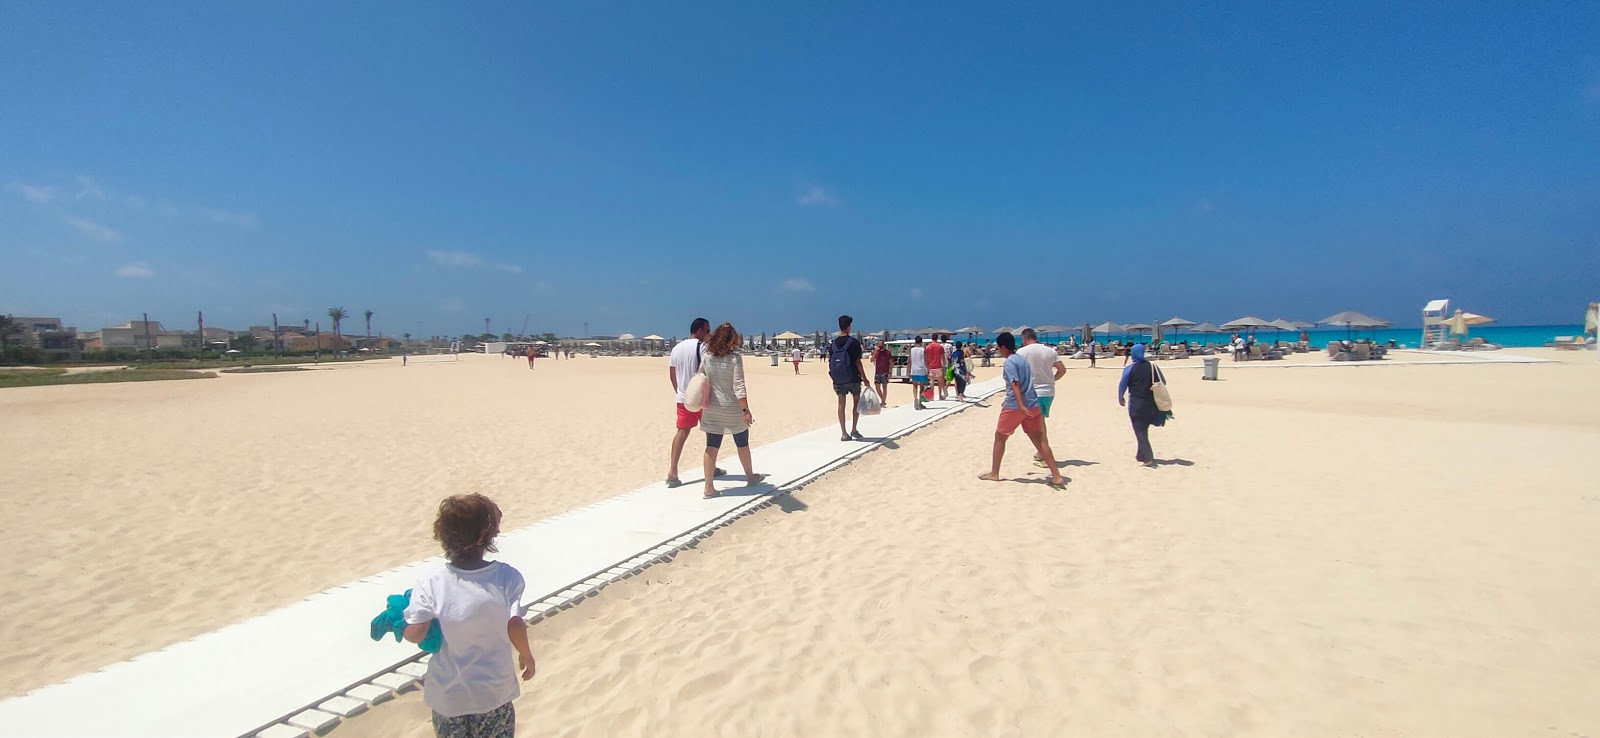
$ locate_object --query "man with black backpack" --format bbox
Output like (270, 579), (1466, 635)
(828, 314), (874, 442)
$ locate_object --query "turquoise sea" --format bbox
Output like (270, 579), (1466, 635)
(972, 325), (1587, 349)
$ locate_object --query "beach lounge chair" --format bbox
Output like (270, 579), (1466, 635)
(1354, 343), (1371, 360)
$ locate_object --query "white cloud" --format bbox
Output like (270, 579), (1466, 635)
(778, 277), (814, 294)
(75, 175), (107, 200)
(909, 288), (924, 299)
(201, 207), (259, 228)
(427, 250), (483, 267)
(427, 250), (521, 275)
(115, 262), (154, 278)
(8, 181), (57, 203)
(65, 216), (119, 241)
(796, 185), (839, 207)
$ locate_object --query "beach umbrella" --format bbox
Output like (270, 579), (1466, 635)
(584, 342), (601, 347)
(1159, 317), (1196, 344)
(1091, 321), (1124, 338)
(1443, 309), (1494, 337)
(1221, 315), (1273, 341)
(956, 325), (985, 335)
(1221, 315), (1272, 331)
(1319, 310), (1390, 340)
(1188, 322), (1221, 347)
(225, 349), (241, 354)
(1123, 323), (1153, 341)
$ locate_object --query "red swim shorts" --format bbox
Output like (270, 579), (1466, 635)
(676, 403), (702, 429)
(996, 407), (1043, 437)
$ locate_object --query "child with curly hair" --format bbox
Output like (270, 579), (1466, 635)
(404, 494), (535, 738)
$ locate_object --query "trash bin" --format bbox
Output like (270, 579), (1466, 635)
(770, 353), (780, 367)
(1202, 356), (1220, 380)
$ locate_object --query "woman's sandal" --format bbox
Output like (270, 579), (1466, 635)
(745, 473), (767, 486)
(703, 489), (721, 499)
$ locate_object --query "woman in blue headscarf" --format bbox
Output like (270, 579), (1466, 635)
(1117, 343), (1163, 467)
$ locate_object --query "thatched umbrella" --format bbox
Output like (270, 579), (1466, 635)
(1319, 310), (1390, 340)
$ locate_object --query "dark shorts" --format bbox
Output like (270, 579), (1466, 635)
(833, 381), (861, 396)
(874, 372), (890, 384)
(706, 430), (750, 448)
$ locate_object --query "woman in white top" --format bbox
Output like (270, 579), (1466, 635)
(404, 494), (535, 738)
(699, 322), (766, 498)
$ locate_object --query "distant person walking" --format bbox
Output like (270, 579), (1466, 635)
(979, 332), (1066, 489)
(827, 314), (873, 441)
(909, 336), (929, 410)
(1118, 343), (1165, 467)
(1017, 328), (1066, 463)
(949, 341), (968, 401)
(924, 336), (947, 400)
(1088, 340), (1097, 368)
(791, 346), (803, 374)
(403, 493), (535, 738)
(871, 341), (893, 407)
(666, 318), (723, 488)
(526, 345), (536, 370)
(699, 322), (765, 498)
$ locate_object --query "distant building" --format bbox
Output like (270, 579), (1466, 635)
(179, 327), (236, 349)
(284, 333), (349, 352)
(3, 316), (78, 350)
(95, 320), (184, 350)
(2, 315), (76, 348)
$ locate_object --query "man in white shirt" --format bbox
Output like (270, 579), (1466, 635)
(791, 346), (803, 374)
(1017, 328), (1067, 463)
(908, 336), (929, 411)
(667, 318), (722, 487)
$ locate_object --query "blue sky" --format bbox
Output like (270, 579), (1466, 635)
(3, 2), (1597, 338)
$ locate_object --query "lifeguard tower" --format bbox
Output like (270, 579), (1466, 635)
(1421, 298), (1450, 347)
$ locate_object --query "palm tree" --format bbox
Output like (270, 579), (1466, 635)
(363, 309), (374, 343)
(327, 306), (348, 347)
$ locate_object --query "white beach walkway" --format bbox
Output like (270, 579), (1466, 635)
(0, 379), (1003, 738)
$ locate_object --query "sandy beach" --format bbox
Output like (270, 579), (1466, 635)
(5, 349), (1599, 735)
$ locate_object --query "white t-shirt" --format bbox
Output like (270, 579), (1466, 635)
(1017, 342), (1061, 397)
(405, 561), (526, 718)
(670, 338), (703, 403)
(909, 346), (928, 375)
(791, 349), (803, 362)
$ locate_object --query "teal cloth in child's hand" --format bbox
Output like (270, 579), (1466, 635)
(368, 589), (442, 653)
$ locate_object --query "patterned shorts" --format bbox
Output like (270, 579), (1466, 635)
(432, 701), (515, 738)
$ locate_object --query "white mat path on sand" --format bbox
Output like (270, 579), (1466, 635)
(0, 379), (1004, 738)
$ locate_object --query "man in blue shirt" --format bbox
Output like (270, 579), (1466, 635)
(979, 332), (1066, 489)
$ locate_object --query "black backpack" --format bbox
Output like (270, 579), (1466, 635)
(828, 336), (859, 383)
